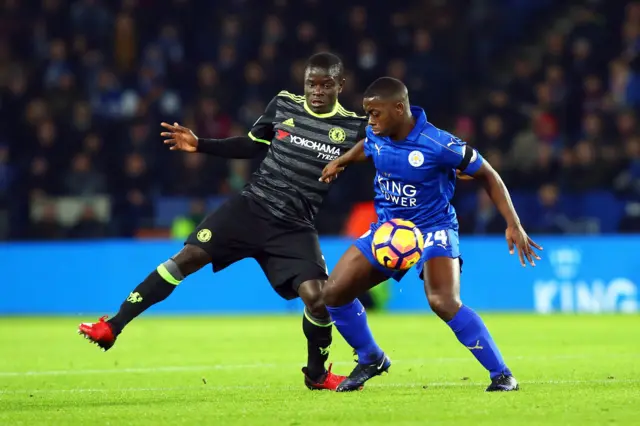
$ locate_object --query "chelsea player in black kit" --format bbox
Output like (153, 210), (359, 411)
(78, 53), (367, 391)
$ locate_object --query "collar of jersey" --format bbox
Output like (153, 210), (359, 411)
(406, 106), (427, 142)
(303, 100), (340, 118)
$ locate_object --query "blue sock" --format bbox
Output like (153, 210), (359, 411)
(327, 299), (384, 364)
(447, 305), (511, 379)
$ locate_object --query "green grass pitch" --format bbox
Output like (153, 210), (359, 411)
(1, 314), (639, 425)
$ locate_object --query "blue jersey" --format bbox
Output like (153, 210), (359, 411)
(363, 106), (483, 234)
(355, 106), (484, 280)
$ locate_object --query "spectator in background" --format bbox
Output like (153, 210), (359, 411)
(482, 89), (523, 138)
(564, 141), (609, 192)
(544, 65), (569, 107)
(123, 120), (155, 168)
(196, 64), (231, 109)
(34, 120), (61, 169)
(1, 0), (637, 239)
(196, 98), (231, 140)
(242, 62), (269, 104)
(70, 0), (112, 48)
(171, 199), (206, 239)
(0, 144), (13, 201)
(117, 153), (153, 236)
(168, 153), (227, 197)
(608, 58), (632, 107)
(0, 145), (12, 239)
(616, 137), (640, 232)
(508, 58), (537, 106)
(91, 69), (123, 120)
(69, 102), (94, 143)
(46, 72), (81, 120)
(113, 12), (136, 74)
(570, 38), (600, 80)
(43, 39), (71, 89)
(355, 39), (381, 85)
(28, 202), (66, 240)
(476, 115), (510, 152)
(541, 32), (568, 69)
(511, 143), (560, 190)
(156, 24), (184, 66)
(582, 74), (605, 113)
(63, 152), (107, 196)
(68, 205), (108, 239)
(25, 156), (56, 199)
(458, 189), (505, 235)
(532, 184), (571, 234)
(616, 110), (638, 141)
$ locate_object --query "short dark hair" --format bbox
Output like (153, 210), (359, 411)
(364, 77), (408, 100)
(305, 52), (344, 77)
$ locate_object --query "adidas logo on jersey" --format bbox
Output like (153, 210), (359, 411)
(282, 118), (295, 127)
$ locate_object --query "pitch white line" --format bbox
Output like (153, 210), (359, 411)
(0, 354), (638, 377)
(1, 379), (639, 395)
(0, 355), (635, 377)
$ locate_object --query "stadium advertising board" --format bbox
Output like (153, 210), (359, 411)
(1, 236), (637, 314)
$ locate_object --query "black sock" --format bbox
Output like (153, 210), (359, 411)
(108, 266), (181, 335)
(302, 308), (333, 381)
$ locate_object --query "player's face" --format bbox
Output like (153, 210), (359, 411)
(304, 67), (344, 114)
(363, 97), (404, 137)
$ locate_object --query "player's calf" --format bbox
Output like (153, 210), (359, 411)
(78, 245), (210, 350)
(443, 304), (518, 390)
(424, 257), (517, 391)
(298, 279), (337, 386)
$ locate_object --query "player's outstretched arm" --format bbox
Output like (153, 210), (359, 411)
(319, 138), (368, 183)
(160, 122), (268, 159)
(469, 162), (543, 267)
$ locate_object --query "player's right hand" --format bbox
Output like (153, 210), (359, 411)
(161, 122), (198, 152)
(319, 159), (345, 183)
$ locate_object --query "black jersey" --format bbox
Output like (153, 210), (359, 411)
(243, 91), (367, 226)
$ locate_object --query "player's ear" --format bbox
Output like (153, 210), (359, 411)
(395, 101), (405, 116)
(337, 78), (345, 94)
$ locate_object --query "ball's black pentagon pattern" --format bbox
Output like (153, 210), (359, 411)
(373, 220), (423, 266)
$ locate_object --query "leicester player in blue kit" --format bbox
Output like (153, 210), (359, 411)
(319, 77), (542, 392)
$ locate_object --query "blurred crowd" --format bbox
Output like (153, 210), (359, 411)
(1, 0), (638, 241)
(455, 0), (640, 235)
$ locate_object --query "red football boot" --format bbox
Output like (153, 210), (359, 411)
(78, 315), (117, 351)
(302, 363), (351, 391)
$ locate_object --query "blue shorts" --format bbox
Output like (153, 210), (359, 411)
(355, 223), (461, 281)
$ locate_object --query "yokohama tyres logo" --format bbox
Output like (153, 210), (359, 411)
(290, 135), (341, 155)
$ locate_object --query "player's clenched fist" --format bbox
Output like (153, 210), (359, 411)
(319, 159), (345, 183)
(161, 122), (199, 152)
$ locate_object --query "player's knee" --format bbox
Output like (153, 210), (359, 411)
(321, 281), (345, 307)
(172, 244), (211, 277)
(298, 280), (329, 318)
(427, 294), (461, 321)
(305, 296), (328, 319)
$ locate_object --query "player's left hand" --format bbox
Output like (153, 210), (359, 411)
(505, 223), (543, 267)
(319, 159), (345, 183)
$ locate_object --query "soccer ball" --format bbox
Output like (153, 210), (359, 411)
(371, 219), (424, 270)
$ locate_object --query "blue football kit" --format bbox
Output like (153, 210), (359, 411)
(327, 105), (516, 391)
(355, 106), (484, 280)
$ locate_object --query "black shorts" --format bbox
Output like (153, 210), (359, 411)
(185, 194), (328, 300)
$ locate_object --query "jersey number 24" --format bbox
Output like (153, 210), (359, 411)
(424, 230), (448, 248)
